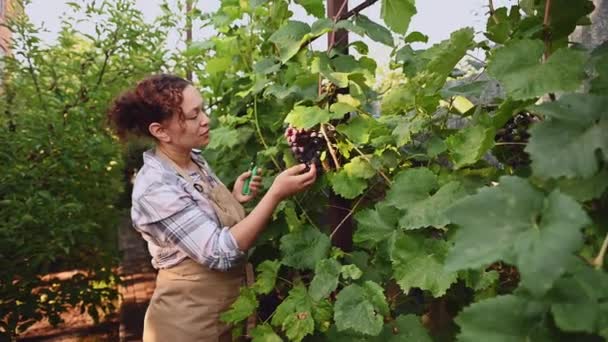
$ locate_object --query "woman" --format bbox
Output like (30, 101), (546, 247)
(108, 74), (316, 341)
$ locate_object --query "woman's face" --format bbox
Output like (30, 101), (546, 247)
(164, 85), (211, 149)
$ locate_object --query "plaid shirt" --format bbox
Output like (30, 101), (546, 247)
(131, 149), (245, 271)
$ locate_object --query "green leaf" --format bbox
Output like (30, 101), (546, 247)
(285, 105), (339, 129)
(309, 258), (341, 301)
(340, 264), (363, 280)
(385, 168), (437, 209)
(220, 287), (258, 323)
(487, 41), (587, 100)
(343, 156), (375, 179)
(404, 31), (428, 43)
(328, 169), (368, 199)
(280, 226), (331, 270)
(390, 232), (458, 297)
(330, 102), (357, 117)
(294, 0), (325, 18)
(525, 94), (608, 179)
(206, 56), (232, 74)
(398, 181), (467, 230)
(252, 260), (281, 295)
(381, 0), (416, 34)
(389, 115), (425, 147)
(556, 168), (608, 202)
(269, 21), (311, 63)
(446, 124), (495, 169)
(272, 284), (315, 342)
(253, 57), (281, 74)
(207, 126), (241, 149)
(354, 203), (400, 246)
(334, 281), (389, 336)
(455, 295), (551, 342)
(590, 43), (608, 95)
(548, 0), (595, 39)
(353, 15), (394, 47)
(250, 324), (283, 342)
(311, 54), (349, 88)
(446, 176), (590, 296)
(336, 115), (375, 144)
(548, 260), (608, 335)
(378, 314), (432, 342)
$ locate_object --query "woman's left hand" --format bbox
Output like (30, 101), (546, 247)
(233, 168), (263, 203)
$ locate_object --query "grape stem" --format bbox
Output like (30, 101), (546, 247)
(333, 128), (392, 185)
(321, 123), (342, 169)
(329, 181), (379, 240)
(591, 232), (608, 270)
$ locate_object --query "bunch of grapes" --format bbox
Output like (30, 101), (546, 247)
(494, 112), (539, 169)
(284, 124), (325, 172)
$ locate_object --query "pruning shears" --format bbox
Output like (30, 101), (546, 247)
(242, 159), (259, 196)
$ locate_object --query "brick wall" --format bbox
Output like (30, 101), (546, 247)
(0, 0), (22, 56)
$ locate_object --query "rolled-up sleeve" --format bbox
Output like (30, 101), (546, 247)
(134, 180), (245, 271)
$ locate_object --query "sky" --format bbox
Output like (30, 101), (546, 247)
(25, 0), (515, 67)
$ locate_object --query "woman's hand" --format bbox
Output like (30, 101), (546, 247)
(233, 168), (263, 203)
(267, 163), (317, 201)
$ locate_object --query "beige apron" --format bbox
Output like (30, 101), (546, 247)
(143, 150), (250, 342)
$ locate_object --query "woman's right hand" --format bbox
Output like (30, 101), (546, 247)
(268, 163), (317, 201)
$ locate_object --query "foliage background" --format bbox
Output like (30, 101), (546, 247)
(1, 0), (608, 341)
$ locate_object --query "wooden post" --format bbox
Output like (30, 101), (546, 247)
(185, 0), (193, 81)
(326, 0), (353, 251)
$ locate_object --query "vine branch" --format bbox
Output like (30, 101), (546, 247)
(321, 123), (341, 169)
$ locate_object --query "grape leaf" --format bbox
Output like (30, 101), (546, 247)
(390, 232), (458, 297)
(271, 284), (315, 342)
(548, 260), (608, 335)
(385, 168), (437, 209)
(455, 295), (551, 342)
(294, 0), (325, 18)
(353, 14), (394, 47)
(525, 94), (608, 179)
(336, 115), (375, 144)
(269, 21), (311, 63)
(252, 260), (281, 295)
(353, 203), (400, 246)
(309, 258), (341, 301)
(340, 264), (363, 280)
(285, 105), (341, 129)
(548, 0), (595, 39)
(343, 156), (375, 179)
(329, 169), (368, 199)
(381, 0), (416, 35)
(398, 181), (467, 230)
(219, 287), (258, 323)
(446, 124), (495, 169)
(250, 324), (283, 342)
(253, 57), (281, 74)
(207, 126), (240, 149)
(280, 226), (331, 270)
(311, 54), (349, 88)
(377, 314), (432, 342)
(446, 176), (590, 296)
(487, 40), (586, 100)
(590, 43), (608, 95)
(334, 281), (389, 336)
(555, 168), (608, 202)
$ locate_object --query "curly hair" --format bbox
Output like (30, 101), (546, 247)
(107, 74), (191, 140)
